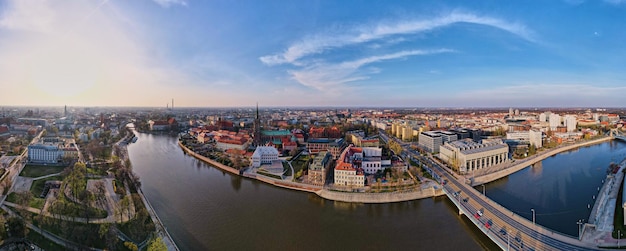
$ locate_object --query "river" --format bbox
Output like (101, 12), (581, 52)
(127, 132), (626, 250)
(484, 139), (626, 237)
(127, 133), (497, 250)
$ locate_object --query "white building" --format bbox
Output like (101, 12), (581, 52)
(564, 115), (577, 132)
(506, 130), (543, 148)
(538, 113), (547, 123)
(28, 138), (78, 164)
(549, 113), (561, 131)
(361, 147), (383, 174)
(334, 146), (365, 187)
(439, 139), (509, 174)
(418, 131), (458, 153)
(251, 146), (279, 168)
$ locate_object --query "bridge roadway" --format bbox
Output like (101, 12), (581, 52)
(407, 149), (602, 250)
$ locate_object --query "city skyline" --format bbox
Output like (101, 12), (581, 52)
(2, 1), (626, 107)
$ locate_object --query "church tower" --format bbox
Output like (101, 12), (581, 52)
(253, 103), (262, 146)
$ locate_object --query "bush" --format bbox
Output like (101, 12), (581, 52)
(124, 242), (138, 251)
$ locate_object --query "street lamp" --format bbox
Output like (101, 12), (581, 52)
(507, 233), (510, 251)
(577, 220), (583, 240)
(481, 184), (486, 196)
(619, 230), (621, 248)
(531, 208), (535, 225)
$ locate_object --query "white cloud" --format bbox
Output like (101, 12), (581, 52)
(289, 49), (454, 91)
(0, 0), (56, 33)
(260, 11), (533, 66)
(152, 0), (187, 8)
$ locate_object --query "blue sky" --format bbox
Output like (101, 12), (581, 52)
(1, 0), (626, 107)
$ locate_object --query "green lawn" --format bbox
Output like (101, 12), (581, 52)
(27, 230), (67, 251)
(291, 155), (310, 174)
(614, 177), (625, 239)
(29, 197), (45, 210)
(6, 192), (17, 203)
(36, 218), (107, 249)
(20, 165), (65, 178)
(282, 162), (292, 176)
(257, 171), (282, 179)
(87, 167), (108, 176)
(30, 176), (63, 197)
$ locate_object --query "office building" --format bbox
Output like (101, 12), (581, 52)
(439, 139), (509, 174)
(418, 131), (458, 153)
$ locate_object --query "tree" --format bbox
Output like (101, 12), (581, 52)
(529, 144), (537, 155)
(120, 195), (132, 221)
(15, 192), (32, 220)
(147, 237), (168, 251)
(99, 223), (119, 250)
(0, 214), (6, 239)
(7, 217), (28, 238)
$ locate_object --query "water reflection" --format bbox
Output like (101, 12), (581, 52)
(333, 201), (362, 211)
(307, 194), (325, 207)
(230, 175), (242, 192)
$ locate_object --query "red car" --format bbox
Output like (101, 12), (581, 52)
(485, 220), (493, 229)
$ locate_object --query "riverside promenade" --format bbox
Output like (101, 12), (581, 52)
(178, 141), (440, 203)
(581, 158), (626, 248)
(471, 136), (613, 185)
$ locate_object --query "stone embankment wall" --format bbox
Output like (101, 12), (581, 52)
(316, 187), (439, 203)
(473, 137), (612, 185)
(178, 141), (240, 175)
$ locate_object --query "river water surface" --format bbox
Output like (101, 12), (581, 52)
(127, 133), (626, 250)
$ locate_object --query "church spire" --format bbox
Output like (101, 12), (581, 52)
(253, 102), (261, 146)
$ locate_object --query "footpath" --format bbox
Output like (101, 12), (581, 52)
(581, 158), (626, 248)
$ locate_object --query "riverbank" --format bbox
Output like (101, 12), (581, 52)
(472, 136), (613, 185)
(178, 141), (439, 203)
(580, 158), (626, 248)
(120, 132), (179, 251)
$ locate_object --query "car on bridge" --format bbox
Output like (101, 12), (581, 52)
(474, 209), (483, 219)
(484, 219), (492, 229)
(499, 228), (507, 236)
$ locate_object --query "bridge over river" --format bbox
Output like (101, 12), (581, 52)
(407, 149), (604, 250)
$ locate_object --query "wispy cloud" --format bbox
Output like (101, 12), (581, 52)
(260, 11), (533, 66)
(459, 83), (626, 106)
(604, 0), (626, 4)
(152, 0), (187, 8)
(289, 49), (454, 91)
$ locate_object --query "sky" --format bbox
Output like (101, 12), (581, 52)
(1, 0), (626, 108)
